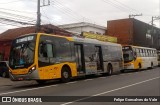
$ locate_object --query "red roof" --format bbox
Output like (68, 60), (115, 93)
(0, 24), (73, 42)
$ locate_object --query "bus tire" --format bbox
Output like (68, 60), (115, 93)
(120, 70), (125, 73)
(107, 64), (113, 76)
(151, 62), (153, 69)
(138, 63), (141, 70)
(36, 80), (46, 85)
(61, 66), (71, 83)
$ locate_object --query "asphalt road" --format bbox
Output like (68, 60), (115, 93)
(0, 67), (159, 105)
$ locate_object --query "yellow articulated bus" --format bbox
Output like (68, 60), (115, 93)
(9, 33), (123, 84)
(122, 45), (158, 72)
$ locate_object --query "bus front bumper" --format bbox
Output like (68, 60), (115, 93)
(9, 69), (40, 81)
(124, 63), (134, 70)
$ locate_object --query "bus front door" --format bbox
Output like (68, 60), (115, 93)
(75, 44), (85, 74)
(95, 46), (104, 72)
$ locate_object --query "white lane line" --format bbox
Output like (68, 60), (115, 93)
(99, 70), (149, 79)
(61, 76), (160, 105)
(84, 79), (93, 81)
(93, 77), (159, 96)
(110, 69), (158, 77)
(65, 81), (77, 84)
(0, 85), (58, 96)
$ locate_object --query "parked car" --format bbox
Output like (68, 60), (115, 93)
(0, 61), (9, 78)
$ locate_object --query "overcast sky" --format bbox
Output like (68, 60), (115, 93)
(0, 0), (159, 33)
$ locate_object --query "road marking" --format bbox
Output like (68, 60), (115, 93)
(110, 69), (157, 77)
(61, 76), (160, 105)
(65, 81), (77, 84)
(84, 79), (93, 81)
(98, 70), (152, 79)
(0, 85), (58, 96)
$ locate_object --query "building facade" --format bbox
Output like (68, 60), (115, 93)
(107, 18), (160, 50)
(58, 22), (107, 35)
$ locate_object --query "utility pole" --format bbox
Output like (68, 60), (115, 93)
(36, 0), (50, 33)
(129, 13), (142, 18)
(151, 16), (160, 26)
(151, 16), (154, 26)
(36, 0), (41, 33)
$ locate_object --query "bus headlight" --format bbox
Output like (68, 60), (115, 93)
(28, 66), (36, 74)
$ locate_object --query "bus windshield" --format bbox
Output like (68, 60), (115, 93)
(123, 46), (134, 63)
(9, 35), (36, 69)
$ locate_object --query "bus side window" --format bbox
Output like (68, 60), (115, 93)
(134, 52), (137, 59)
(39, 42), (47, 57)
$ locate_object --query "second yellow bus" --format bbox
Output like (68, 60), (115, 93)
(122, 45), (158, 72)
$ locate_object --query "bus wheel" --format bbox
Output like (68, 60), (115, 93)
(138, 63), (141, 70)
(36, 80), (46, 85)
(61, 67), (71, 83)
(120, 70), (125, 73)
(151, 62), (153, 69)
(107, 64), (113, 76)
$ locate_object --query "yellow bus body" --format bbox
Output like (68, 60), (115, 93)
(9, 33), (123, 82)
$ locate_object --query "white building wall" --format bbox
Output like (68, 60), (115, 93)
(85, 26), (105, 35)
(65, 27), (83, 34)
(58, 22), (106, 36)
(63, 26), (106, 35)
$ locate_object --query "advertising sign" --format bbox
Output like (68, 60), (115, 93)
(82, 32), (117, 43)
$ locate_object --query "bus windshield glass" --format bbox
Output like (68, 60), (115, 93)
(123, 46), (134, 63)
(9, 35), (36, 69)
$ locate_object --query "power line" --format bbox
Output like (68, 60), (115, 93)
(0, 15), (36, 24)
(101, 0), (139, 14)
(0, 0), (22, 4)
(52, 0), (84, 21)
(41, 0), (94, 26)
(0, 21), (22, 27)
(41, 8), (54, 25)
(0, 8), (36, 14)
(50, 3), (83, 23)
(51, 0), (97, 23)
(102, 0), (130, 13)
(112, 0), (140, 13)
(0, 17), (35, 25)
(0, 10), (36, 21)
